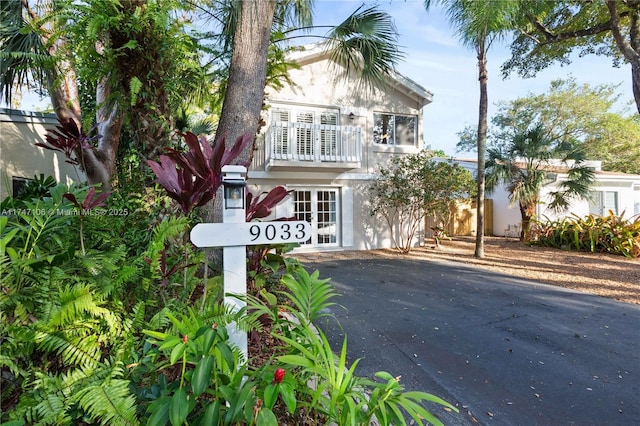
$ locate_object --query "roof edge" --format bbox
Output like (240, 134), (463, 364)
(288, 43), (432, 106)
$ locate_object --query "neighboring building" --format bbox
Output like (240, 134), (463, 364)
(1, 108), (81, 200)
(440, 158), (640, 237)
(249, 44), (433, 251)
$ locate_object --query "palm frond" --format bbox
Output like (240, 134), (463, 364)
(273, 0), (314, 29)
(325, 5), (403, 91)
(433, 0), (518, 49)
(0, 1), (50, 103)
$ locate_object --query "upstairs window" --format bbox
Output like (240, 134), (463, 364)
(373, 113), (416, 146)
(270, 106), (340, 160)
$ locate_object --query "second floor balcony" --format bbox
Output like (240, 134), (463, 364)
(254, 122), (362, 172)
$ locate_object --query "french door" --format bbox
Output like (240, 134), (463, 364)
(293, 189), (339, 247)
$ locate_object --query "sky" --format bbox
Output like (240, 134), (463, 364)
(311, 0), (635, 155)
(15, 0), (635, 156)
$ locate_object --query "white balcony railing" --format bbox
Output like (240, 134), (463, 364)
(267, 122), (361, 165)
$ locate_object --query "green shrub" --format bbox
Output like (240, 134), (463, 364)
(531, 211), (640, 258)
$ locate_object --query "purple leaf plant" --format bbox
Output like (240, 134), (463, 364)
(246, 186), (294, 222)
(146, 132), (252, 216)
(62, 186), (111, 256)
(36, 119), (98, 166)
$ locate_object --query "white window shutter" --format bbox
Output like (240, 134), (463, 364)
(341, 187), (354, 247)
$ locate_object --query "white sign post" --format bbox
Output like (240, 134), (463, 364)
(190, 165), (311, 360)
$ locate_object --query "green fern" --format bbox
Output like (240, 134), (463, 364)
(34, 392), (69, 425)
(34, 330), (102, 367)
(47, 283), (110, 327)
(75, 378), (138, 425)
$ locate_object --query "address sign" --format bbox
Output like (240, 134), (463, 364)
(190, 221), (311, 247)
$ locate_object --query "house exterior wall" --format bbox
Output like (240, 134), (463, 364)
(262, 57), (427, 174)
(0, 108), (82, 200)
(250, 54), (431, 251)
(440, 159), (640, 237)
(538, 175), (640, 221)
(490, 182), (522, 236)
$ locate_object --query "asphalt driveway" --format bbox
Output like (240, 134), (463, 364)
(303, 255), (640, 425)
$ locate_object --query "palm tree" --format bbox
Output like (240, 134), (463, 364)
(2, 1), (402, 190)
(425, 0), (518, 258)
(213, 0), (404, 165)
(485, 123), (596, 240)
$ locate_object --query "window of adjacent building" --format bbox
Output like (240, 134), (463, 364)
(589, 191), (618, 216)
(373, 113), (416, 146)
(12, 177), (31, 197)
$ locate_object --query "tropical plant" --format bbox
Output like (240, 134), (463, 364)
(370, 152), (476, 253)
(531, 211), (640, 258)
(1, 0), (214, 188)
(62, 186), (111, 255)
(485, 123), (596, 240)
(425, 0), (519, 258)
(139, 307), (266, 426)
(146, 131), (252, 216)
(0, 185), (140, 425)
(13, 174), (57, 201)
(246, 263), (459, 425)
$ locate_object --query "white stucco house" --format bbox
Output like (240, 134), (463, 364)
(0, 108), (81, 201)
(249, 44), (433, 251)
(441, 158), (640, 237)
(1, 45), (434, 252)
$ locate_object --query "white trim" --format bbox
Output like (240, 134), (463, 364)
(342, 187), (354, 248)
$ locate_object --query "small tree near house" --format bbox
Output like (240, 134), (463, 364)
(370, 152), (476, 253)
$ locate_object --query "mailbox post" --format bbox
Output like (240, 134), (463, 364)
(190, 165), (311, 362)
(221, 165), (248, 358)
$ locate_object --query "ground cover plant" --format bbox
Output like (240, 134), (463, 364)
(0, 127), (458, 425)
(531, 211), (640, 258)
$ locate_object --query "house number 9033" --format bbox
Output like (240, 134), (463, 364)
(249, 222), (308, 242)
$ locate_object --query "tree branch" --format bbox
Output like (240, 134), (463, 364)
(606, 0), (640, 61)
(524, 7), (632, 46)
(533, 20), (614, 46)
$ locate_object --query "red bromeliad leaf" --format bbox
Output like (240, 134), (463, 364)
(36, 119), (98, 165)
(62, 192), (80, 208)
(246, 186), (293, 222)
(62, 187), (111, 211)
(147, 155), (196, 215)
(220, 133), (253, 169)
(147, 131), (254, 215)
(166, 132), (212, 181)
(81, 187), (111, 210)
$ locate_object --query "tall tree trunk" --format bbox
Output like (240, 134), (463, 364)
(606, 0), (640, 115)
(475, 39), (488, 259)
(214, 0), (277, 161)
(40, 27), (114, 189)
(94, 79), (124, 188)
(210, 0), (277, 224)
(519, 200), (536, 241)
